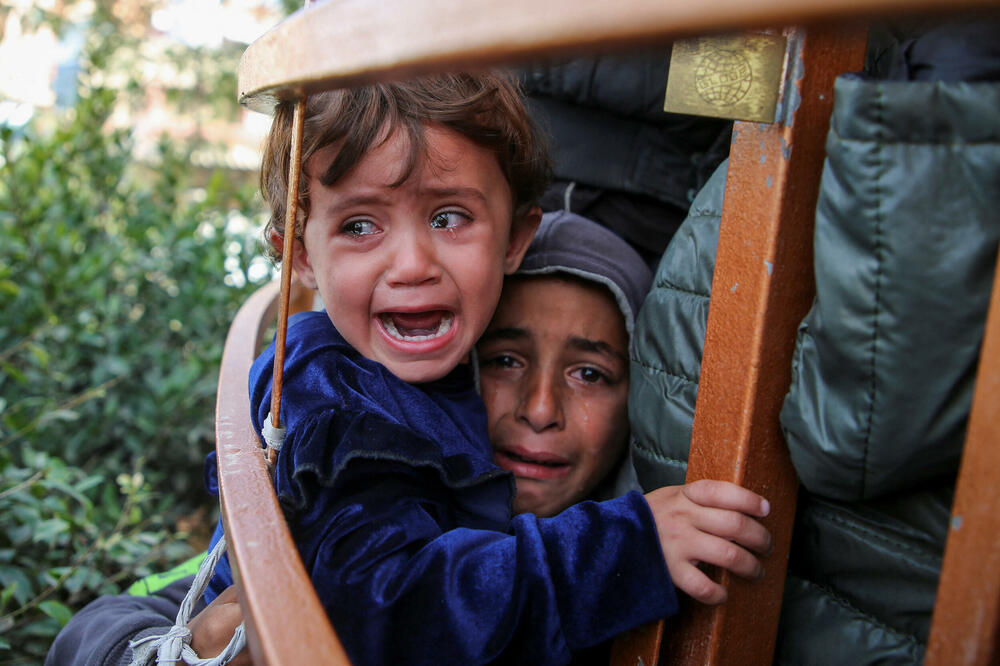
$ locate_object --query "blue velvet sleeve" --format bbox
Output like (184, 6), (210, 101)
(300, 459), (676, 665)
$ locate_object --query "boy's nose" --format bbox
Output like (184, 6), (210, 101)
(385, 228), (442, 287)
(515, 370), (564, 433)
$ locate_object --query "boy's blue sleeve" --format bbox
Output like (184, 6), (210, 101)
(297, 460), (676, 665)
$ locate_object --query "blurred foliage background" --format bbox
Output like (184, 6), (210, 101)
(0, 1), (297, 661)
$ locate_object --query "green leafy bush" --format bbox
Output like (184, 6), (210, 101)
(0, 13), (271, 661)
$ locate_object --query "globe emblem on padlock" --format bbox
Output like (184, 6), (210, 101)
(694, 50), (753, 107)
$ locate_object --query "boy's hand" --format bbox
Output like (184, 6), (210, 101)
(187, 586), (250, 666)
(644, 479), (773, 605)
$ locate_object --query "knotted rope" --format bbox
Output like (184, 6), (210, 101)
(128, 538), (246, 665)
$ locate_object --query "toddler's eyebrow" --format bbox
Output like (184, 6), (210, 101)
(323, 193), (392, 213)
(418, 186), (489, 205)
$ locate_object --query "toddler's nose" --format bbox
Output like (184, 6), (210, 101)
(386, 228), (442, 287)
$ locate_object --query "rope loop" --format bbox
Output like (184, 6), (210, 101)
(128, 537), (247, 666)
(262, 412), (286, 452)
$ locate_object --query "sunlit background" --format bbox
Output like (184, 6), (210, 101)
(0, 2), (299, 660)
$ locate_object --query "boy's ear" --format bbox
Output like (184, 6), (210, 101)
(503, 206), (542, 274)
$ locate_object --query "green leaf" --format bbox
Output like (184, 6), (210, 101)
(0, 583), (15, 611)
(32, 518), (70, 545)
(0, 567), (34, 605)
(39, 600), (74, 627)
(27, 343), (49, 368)
(1, 362), (25, 384)
(36, 410), (80, 427)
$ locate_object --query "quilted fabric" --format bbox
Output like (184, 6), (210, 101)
(628, 73), (1000, 663)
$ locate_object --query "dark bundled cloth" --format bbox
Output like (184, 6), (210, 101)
(868, 15), (1000, 82)
(202, 311), (675, 665)
(519, 52), (732, 266)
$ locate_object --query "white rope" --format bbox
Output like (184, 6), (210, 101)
(562, 181), (576, 212)
(262, 411), (285, 453)
(128, 536), (247, 666)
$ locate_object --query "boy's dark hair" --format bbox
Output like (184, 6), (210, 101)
(261, 72), (552, 261)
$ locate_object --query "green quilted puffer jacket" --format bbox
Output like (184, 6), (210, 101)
(629, 73), (1000, 664)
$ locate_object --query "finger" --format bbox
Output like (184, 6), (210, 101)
(683, 479), (770, 517)
(189, 587), (246, 660)
(230, 653), (254, 666)
(212, 586), (239, 605)
(670, 562), (728, 605)
(689, 506), (773, 555)
(685, 533), (765, 581)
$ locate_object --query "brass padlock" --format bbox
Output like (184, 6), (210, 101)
(664, 33), (787, 123)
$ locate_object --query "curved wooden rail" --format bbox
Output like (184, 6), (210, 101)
(215, 280), (349, 665)
(238, 0), (1000, 112)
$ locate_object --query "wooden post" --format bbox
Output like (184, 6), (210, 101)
(613, 24), (867, 666)
(925, 250), (1000, 666)
(662, 25), (867, 666)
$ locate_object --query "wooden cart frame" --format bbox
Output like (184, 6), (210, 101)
(215, 1), (1000, 663)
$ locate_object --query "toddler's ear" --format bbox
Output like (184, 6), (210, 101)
(285, 235), (318, 290)
(503, 206), (542, 274)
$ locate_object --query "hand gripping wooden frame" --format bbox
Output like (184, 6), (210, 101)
(217, 0), (1000, 663)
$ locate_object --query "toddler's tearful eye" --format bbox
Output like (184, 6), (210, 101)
(342, 219), (378, 236)
(430, 211), (470, 229)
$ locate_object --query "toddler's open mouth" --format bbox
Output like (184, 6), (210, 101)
(379, 311), (454, 342)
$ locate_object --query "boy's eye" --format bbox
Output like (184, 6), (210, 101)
(430, 211), (471, 230)
(341, 219), (378, 236)
(571, 366), (610, 385)
(481, 354), (522, 370)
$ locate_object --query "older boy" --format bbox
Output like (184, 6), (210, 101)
(480, 210), (651, 518)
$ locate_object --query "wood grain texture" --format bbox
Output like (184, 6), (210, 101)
(238, 0), (999, 112)
(610, 25), (868, 666)
(216, 281), (349, 665)
(925, 253), (1000, 666)
(663, 25), (867, 666)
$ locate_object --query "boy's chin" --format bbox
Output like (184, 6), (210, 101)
(512, 489), (566, 518)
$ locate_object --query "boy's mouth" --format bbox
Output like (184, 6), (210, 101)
(494, 446), (571, 480)
(502, 450), (564, 467)
(379, 310), (454, 342)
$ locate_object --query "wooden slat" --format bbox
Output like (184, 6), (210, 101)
(925, 251), (1000, 666)
(665, 25), (867, 665)
(612, 25), (868, 666)
(215, 280), (349, 665)
(237, 0), (999, 112)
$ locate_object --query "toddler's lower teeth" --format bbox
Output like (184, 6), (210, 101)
(383, 313), (453, 341)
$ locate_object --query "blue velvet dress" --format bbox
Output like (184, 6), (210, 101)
(204, 311), (676, 665)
